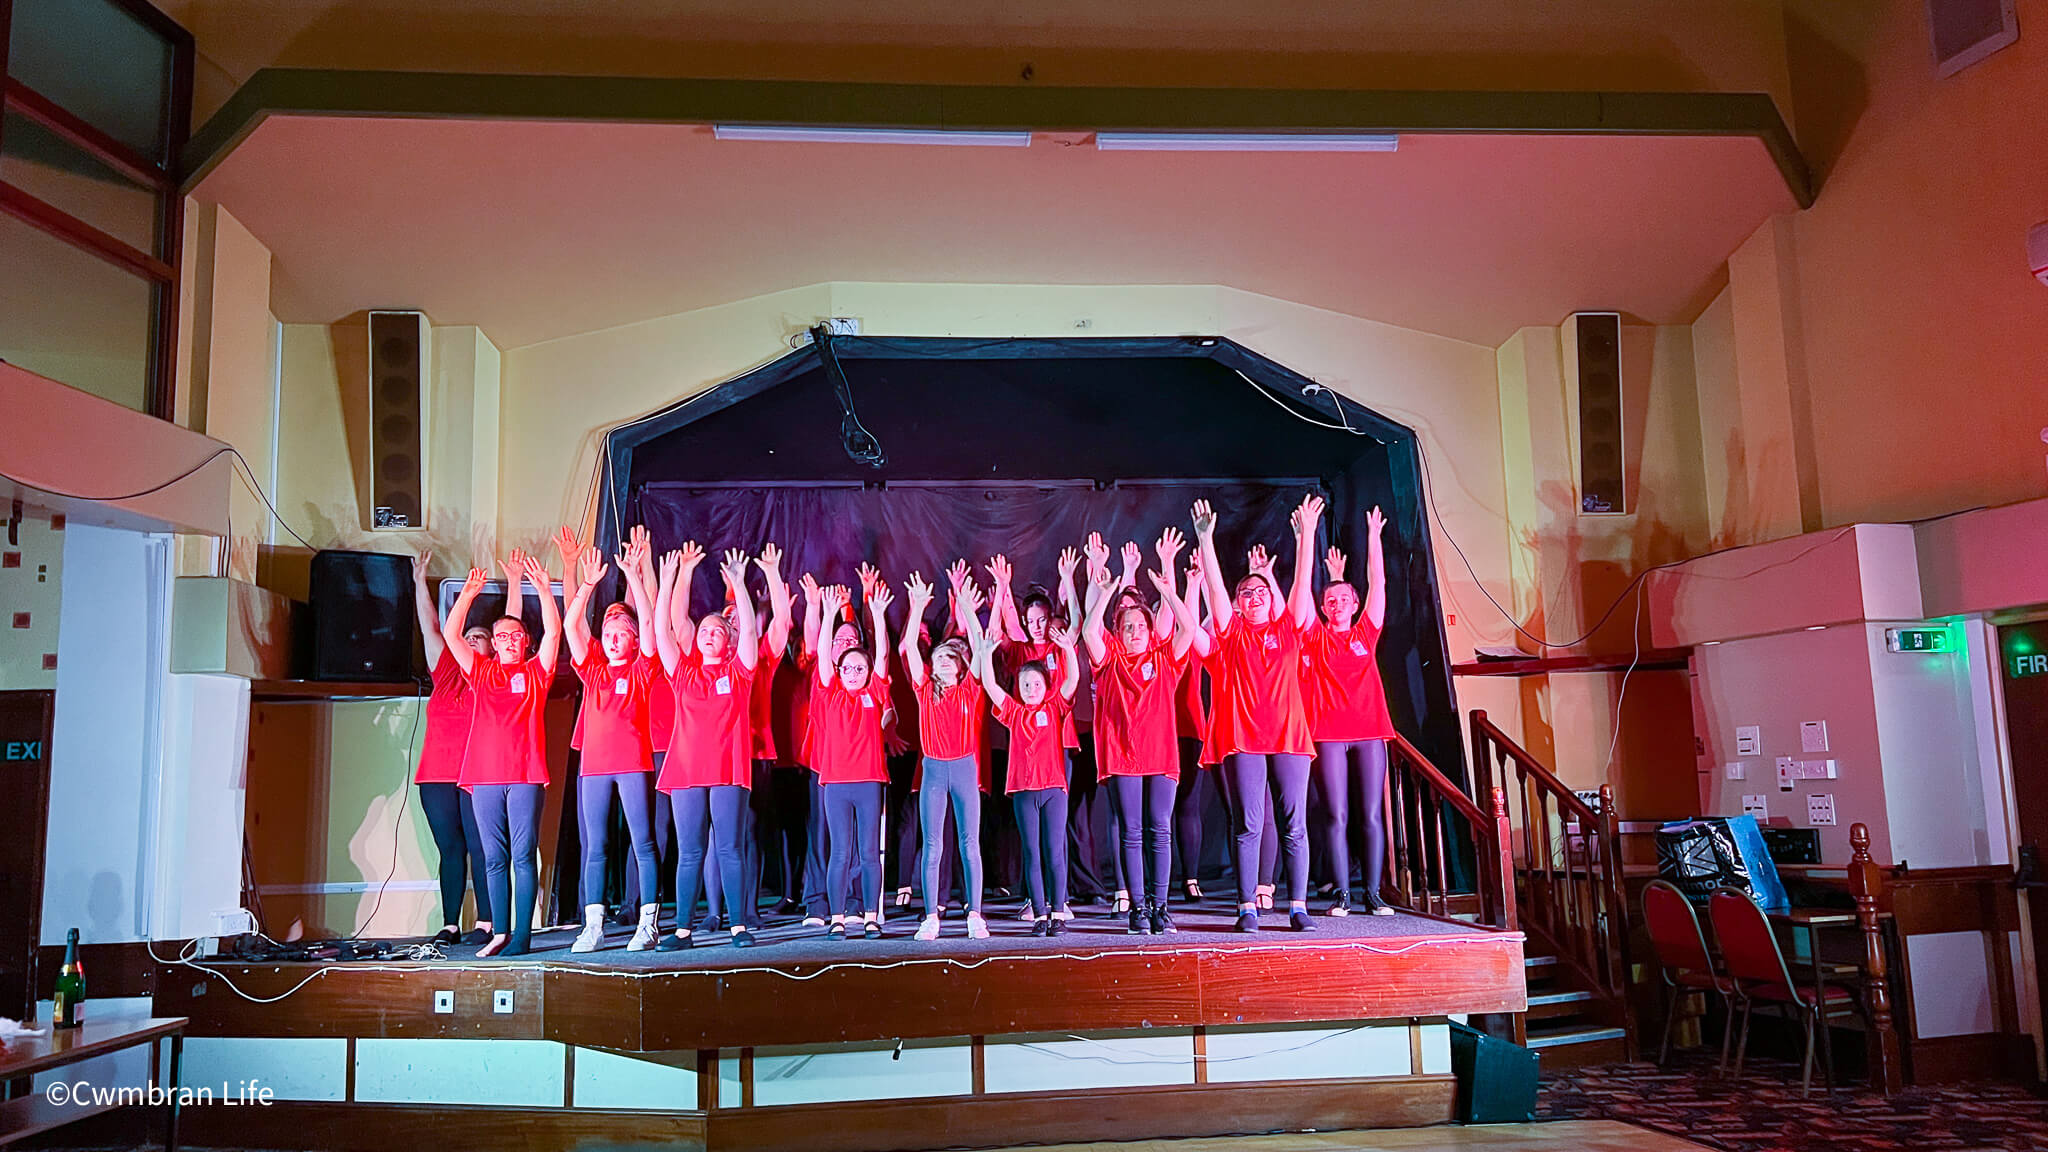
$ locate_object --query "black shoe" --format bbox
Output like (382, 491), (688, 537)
(772, 897), (801, 915)
(864, 921), (882, 940)
(699, 914), (724, 933)
(1329, 897), (1353, 918)
(732, 928), (757, 948)
(1128, 905), (1149, 934)
(828, 921), (848, 940)
(1290, 910), (1316, 932)
(432, 927), (461, 946)
(1046, 916), (1065, 938)
(1236, 910), (1260, 933)
(1150, 900), (1175, 935)
(498, 940), (531, 957)
(1030, 917), (1050, 937)
(1182, 881), (1203, 904)
(460, 928), (491, 946)
(657, 932), (691, 951)
(1363, 891), (1396, 917)
(610, 907), (636, 927)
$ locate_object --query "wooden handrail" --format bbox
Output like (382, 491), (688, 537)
(1389, 732), (1492, 825)
(1471, 711), (1605, 829)
(1849, 822), (1904, 1093)
(1381, 732), (1517, 933)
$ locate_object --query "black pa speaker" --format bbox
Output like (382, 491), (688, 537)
(1574, 311), (1626, 514)
(368, 310), (427, 530)
(309, 550), (414, 682)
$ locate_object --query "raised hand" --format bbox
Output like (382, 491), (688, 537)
(1292, 493), (1326, 535)
(957, 578), (987, 616)
(1324, 546), (1347, 583)
(1092, 563), (1116, 591)
(905, 571), (934, 609)
(500, 548), (529, 585)
(720, 548), (749, 585)
(520, 552), (553, 588)
(461, 566), (488, 596)
(1058, 546), (1081, 584)
(1367, 505), (1387, 537)
(551, 526), (581, 571)
(987, 554), (1013, 589)
(622, 531), (650, 574)
(678, 540), (705, 569)
(755, 542), (784, 580)
(1247, 543), (1275, 579)
(819, 583), (847, 619)
(856, 562), (882, 600)
(1190, 499), (1217, 538)
(659, 550), (683, 583)
(1155, 526), (1185, 569)
(946, 558), (971, 589)
(869, 582), (895, 616)
(1084, 532), (1110, 573)
(799, 572), (821, 601)
(1049, 622), (1076, 650)
(1120, 540), (1142, 576)
(629, 523), (652, 556)
(412, 549), (433, 586)
(1147, 568), (1171, 595)
(578, 546), (607, 588)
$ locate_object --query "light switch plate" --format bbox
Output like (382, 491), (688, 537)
(433, 990), (454, 1014)
(493, 990), (514, 1014)
(1725, 762), (1746, 780)
(1807, 794), (1837, 826)
(1801, 720), (1829, 753)
(1736, 726), (1761, 756)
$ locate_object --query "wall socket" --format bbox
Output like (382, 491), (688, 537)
(493, 990), (515, 1014)
(432, 990), (454, 1014)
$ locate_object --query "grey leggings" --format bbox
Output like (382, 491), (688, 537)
(1314, 739), (1390, 901)
(1109, 774), (1179, 904)
(418, 782), (491, 928)
(1013, 788), (1070, 917)
(471, 782), (544, 952)
(580, 772), (658, 909)
(672, 785), (749, 931)
(919, 755), (983, 914)
(1224, 753), (1312, 907)
(824, 781), (885, 916)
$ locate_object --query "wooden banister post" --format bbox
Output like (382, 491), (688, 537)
(1491, 785), (1517, 932)
(1469, 710), (1492, 805)
(1849, 823), (1904, 1094)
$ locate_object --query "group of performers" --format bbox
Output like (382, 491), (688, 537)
(407, 494), (1396, 956)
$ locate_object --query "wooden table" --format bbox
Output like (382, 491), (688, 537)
(0, 1016), (186, 1150)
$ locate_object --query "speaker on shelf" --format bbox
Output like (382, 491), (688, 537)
(309, 550), (413, 682)
(1573, 311), (1625, 515)
(367, 310), (428, 530)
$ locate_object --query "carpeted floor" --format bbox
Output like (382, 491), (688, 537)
(1538, 1050), (2048, 1152)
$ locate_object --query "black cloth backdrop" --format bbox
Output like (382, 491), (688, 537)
(638, 480), (1323, 634)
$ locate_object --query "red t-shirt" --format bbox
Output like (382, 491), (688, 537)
(749, 640), (782, 762)
(1092, 642), (1187, 777)
(1006, 639), (1079, 749)
(1208, 614), (1313, 757)
(458, 656), (553, 787)
(573, 653), (658, 775)
(647, 664), (676, 755)
(1175, 660), (1206, 743)
(998, 694), (1071, 793)
(1302, 621), (1397, 742)
(416, 650), (472, 784)
(659, 655), (756, 791)
(915, 675), (985, 763)
(809, 674), (890, 784)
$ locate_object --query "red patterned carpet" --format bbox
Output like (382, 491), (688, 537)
(1538, 1051), (2048, 1152)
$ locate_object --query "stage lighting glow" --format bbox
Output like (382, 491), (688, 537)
(1094, 133), (1399, 153)
(712, 125), (1033, 147)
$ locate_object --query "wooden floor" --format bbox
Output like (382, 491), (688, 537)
(997, 1121), (1705, 1151)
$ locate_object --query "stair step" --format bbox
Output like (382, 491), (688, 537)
(1524, 955), (1558, 969)
(1525, 989), (1596, 1020)
(1527, 990), (1593, 1006)
(1524, 1026), (1627, 1051)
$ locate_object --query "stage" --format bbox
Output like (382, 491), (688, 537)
(147, 901), (1523, 1151)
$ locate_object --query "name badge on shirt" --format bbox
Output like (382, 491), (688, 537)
(714, 675), (732, 696)
(1350, 640), (1368, 657)
(509, 672), (527, 694)
(615, 678), (629, 696)
(1302, 654), (1313, 669)
(1046, 653), (1059, 671)
(1141, 661), (1155, 682)
(1263, 635), (1279, 651)
(860, 693), (875, 709)
(1034, 709), (1049, 728)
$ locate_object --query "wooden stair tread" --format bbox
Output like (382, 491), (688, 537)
(1524, 1025), (1627, 1050)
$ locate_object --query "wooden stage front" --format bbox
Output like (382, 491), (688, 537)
(147, 908), (1524, 1151)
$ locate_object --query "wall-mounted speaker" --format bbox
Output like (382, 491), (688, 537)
(309, 550), (413, 682)
(367, 310), (428, 530)
(1573, 312), (1625, 515)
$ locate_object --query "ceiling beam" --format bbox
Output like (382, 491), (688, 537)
(180, 69), (1813, 207)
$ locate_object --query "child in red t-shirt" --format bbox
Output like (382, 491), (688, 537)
(810, 581), (897, 939)
(901, 570), (993, 942)
(442, 549), (564, 957)
(977, 618), (1080, 936)
(1304, 508), (1398, 918)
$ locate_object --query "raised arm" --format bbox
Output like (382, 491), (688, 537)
(1080, 564), (1114, 664)
(1118, 540), (1142, 592)
(1182, 557), (1213, 657)
(1148, 569), (1202, 661)
(1050, 624), (1082, 701)
(972, 631), (1009, 711)
(620, 527), (656, 658)
(900, 572), (934, 686)
(868, 581), (895, 683)
(652, 550), (686, 676)
(815, 584), (848, 687)
(955, 578), (990, 677)
(564, 547), (607, 666)
(1192, 500), (1233, 633)
(1151, 528), (1185, 641)
(987, 555), (1028, 645)
(1056, 546), (1083, 636)
(412, 550), (446, 669)
(498, 548), (528, 625)
(1288, 493), (1324, 629)
(668, 541), (704, 656)
(523, 553), (564, 674)
(800, 572), (824, 658)
(441, 567), (488, 675)
(756, 543), (794, 657)
(722, 550), (760, 672)
(1364, 506), (1388, 631)
(550, 526), (582, 608)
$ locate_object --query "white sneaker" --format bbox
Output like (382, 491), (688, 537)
(571, 907), (606, 954)
(1018, 906), (1035, 923)
(626, 906), (660, 952)
(966, 912), (990, 940)
(802, 916), (826, 928)
(914, 916), (941, 941)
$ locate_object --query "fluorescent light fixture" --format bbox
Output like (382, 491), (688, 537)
(1095, 132), (1399, 153)
(712, 125), (1032, 147)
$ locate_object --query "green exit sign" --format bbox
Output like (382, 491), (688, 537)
(1885, 627), (1951, 653)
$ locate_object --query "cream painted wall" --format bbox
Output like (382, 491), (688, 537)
(191, 204), (278, 582)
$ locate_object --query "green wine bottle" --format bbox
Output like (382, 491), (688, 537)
(53, 928), (84, 1029)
